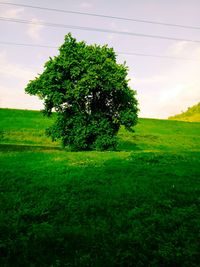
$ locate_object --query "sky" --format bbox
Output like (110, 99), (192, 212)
(0, 0), (200, 118)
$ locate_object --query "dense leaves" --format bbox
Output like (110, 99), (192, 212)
(25, 33), (138, 150)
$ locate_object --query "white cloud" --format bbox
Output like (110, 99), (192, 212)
(107, 22), (118, 41)
(0, 84), (43, 110)
(134, 75), (167, 86)
(167, 41), (200, 62)
(1, 7), (24, 18)
(0, 6), (43, 41)
(80, 2), (93, 9)
(0, 53), (36, 80)
(133, 42), (200, 118)
(168, 41), (189, 56)
(0, 52), (43, 109)
(26, 18), (44, 41)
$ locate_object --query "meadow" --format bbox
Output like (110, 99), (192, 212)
(0, 108), (200, 266)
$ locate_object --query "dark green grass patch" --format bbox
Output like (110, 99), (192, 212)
(1, 150), (200, 266)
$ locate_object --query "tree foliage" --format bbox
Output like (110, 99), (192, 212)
(25, 33), (138, 150)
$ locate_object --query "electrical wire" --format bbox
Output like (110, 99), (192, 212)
(0, 41), (199, 62)
(1, 16), (200, 43)
(0, 1), (200, 30)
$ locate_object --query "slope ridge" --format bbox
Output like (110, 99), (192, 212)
(169, 102), (200, 122)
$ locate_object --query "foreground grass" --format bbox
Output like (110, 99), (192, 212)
(0, 108), (200, 266)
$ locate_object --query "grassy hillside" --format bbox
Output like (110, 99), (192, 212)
(1, 108), (200, 267)
(1, 108), (199, 151)
(169, 102), (200, 122)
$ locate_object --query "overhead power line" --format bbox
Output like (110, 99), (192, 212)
(0, 41), (57, 49)
(0, 1), (200, 30)
(1, 17), (200, 44)
(1, 41), (199, 62)
(117, 51), (200, 61)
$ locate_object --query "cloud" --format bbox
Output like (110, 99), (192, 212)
(0, 84), (43, 110)
(0, 6), (43, 41)
(26, 18), (44, 41)
(80, 2), (93, 9)
(0, 51), (43, 109)
(106, 22), (118, 41)
(134, 75), (167, 86)
(168, 41), (189, 56)
(0, 52), (36, 80)
(132, 42), (200, 118)
(1, 7), (24, 18)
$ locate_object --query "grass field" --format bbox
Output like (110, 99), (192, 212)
(0, 108), (200, 266)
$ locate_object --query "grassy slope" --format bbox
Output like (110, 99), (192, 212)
(0, 108), (200, 267)
(169, 102), (200, 122)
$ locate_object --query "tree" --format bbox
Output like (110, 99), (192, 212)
(25, 33), (138, 150)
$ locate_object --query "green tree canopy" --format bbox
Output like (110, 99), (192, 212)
(25, 33), (138, 150)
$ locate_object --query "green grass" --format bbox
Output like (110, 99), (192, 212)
(0, 108), (200, 266)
